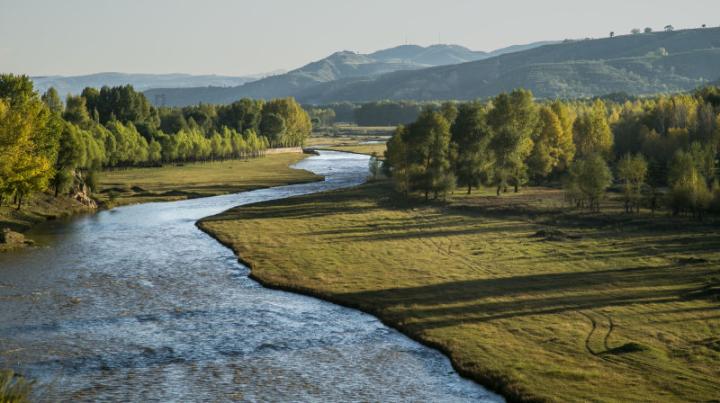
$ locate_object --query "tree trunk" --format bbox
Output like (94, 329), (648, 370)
(467, 184), (472, 195)
(496, 184), (501, 196)
(16, 193), (23, 210)
(514, 183), (519, 193)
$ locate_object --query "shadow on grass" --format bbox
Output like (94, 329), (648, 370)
(333, 264), (719, 331)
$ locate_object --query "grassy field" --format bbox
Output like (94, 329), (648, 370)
(199, 180), (720, 402)
(96, 153), (320, 206)
(1, 153), (319, 248)
(307, 135), (388, 156)
(0, 193), (95, 237)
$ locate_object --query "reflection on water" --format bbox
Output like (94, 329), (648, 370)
(0, 151), (502, 402)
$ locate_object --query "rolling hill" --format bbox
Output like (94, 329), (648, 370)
(144, 42), (554, 106)
(298, 28), (720, 103)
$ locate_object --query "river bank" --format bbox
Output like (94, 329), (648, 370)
(1, 151), (498, 402)
(197, 180), (720, 402)
(0, 153), (320, 252)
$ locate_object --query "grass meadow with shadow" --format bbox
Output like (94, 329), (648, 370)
(199, 180), (720, 402)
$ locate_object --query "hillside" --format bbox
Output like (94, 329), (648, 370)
(299, 28), (720, 102)
(31, 72), (263, 99)
(145, 42), (552, 106)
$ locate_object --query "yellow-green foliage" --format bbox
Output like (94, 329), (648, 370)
(200, 181), (720, 402)
(97, 153), (320, 206)
(0, 370), (31, 403)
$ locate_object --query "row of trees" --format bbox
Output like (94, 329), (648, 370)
(0, 74), (312, 208)
(384, 87), (720, 217)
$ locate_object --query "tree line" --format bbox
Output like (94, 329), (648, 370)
(384, 87), (720, 218)
(0, 74), (312, 208)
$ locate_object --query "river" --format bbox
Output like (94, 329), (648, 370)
(0, 151), (502, 402)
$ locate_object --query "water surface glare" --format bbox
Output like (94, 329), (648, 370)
(0, 151), (502, 402)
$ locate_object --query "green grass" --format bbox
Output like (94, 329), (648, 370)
(199, 180), (720, 402)
(0, 370), (31, 403)
(96, 153), (321, 206)
(307, 135), (387, 156)
(1, 153), (319, 249)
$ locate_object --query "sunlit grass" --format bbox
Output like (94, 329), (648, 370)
(0, 370), (31, 403)
(97, 153), (320, 206)
(200, 180), (720, 402)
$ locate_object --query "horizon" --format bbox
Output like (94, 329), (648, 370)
(2, 0), (718, 76)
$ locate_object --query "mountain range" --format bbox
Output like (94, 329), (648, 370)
(31, 72), (277, 99)
(143, 42), (555, 106)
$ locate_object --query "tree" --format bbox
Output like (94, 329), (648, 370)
(664, 25), (674, 32)
(51, 123), (82, 196)
(667, 151), (712, 218)
(42, 87), (64, 114)
(610, 31), (615, 38)
(0, 75), (59, 209)
(574, 99), (613, 158)
(451, 102), (494, 194)
(631, 28), (641, 35)
(63, 95), (91, 125)
(384, 126), (411, 195)
(259, 113), (286, 146)
(261, 98), (311, 147)
(644, 27), (653, 33)
(529, 105), (574, 180)
(487, 89), (538, 194)
(617, 153), (648, 213)
(368, 152), (381, 180)
(565, 154), (613, 211)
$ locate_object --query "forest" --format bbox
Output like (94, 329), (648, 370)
(0, 74), (312, 208)
(383, 87), (720, 218)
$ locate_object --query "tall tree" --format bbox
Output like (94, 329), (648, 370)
(617, 153), (648, 213)
(574, 99), (613, 158)
(450, 102), (493, 193)
(487, 89), (538, 194)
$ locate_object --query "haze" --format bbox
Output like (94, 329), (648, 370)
(1, 0), (718, 77)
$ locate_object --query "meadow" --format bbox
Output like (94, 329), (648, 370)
(199, 180), (720, 402)
(95, 153), (320, 206)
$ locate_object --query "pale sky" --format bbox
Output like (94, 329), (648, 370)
(1, 0), (718, 76)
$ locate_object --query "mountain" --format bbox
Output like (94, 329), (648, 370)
(31, 72), (265, 99)
(145, 42), (552, 106)
(297, 28), (720, 103)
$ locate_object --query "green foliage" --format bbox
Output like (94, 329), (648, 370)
(368, 152), (381, 180)
(0, 369), (32, 403)
(574, 99), (613, 158)
(668, 150), (713, 218)
(41, 87), (64, 114)
(450, 102), (493, 193)
(487, 89), (538, 193)
(617, 153), (648, 213)
(565, 154), (613, 211)
(261, 98), (312, 147)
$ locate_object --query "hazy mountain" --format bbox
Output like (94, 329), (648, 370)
(145, 42), (553, 106)
(297, 28), (720, 103)
(31, 72), (265, 99)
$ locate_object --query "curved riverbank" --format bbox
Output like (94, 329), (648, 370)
(197, 221), (523, 402)
(197, 193), (526, 403)
(0, 151), (499, 402)
(197, 178), (720, 402)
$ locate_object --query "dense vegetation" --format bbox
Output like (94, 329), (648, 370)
(0, 74), (312, 209)
(384, 86), (720, 217)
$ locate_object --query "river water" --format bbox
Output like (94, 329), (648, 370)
(0, 151), (502, 402)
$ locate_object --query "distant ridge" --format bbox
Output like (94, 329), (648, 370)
(297, 28), (720, 103)
(31, 72), (268, 99)
(144, 42), (554, 106)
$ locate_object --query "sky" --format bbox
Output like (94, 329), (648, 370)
(1, 0), (718, 77)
